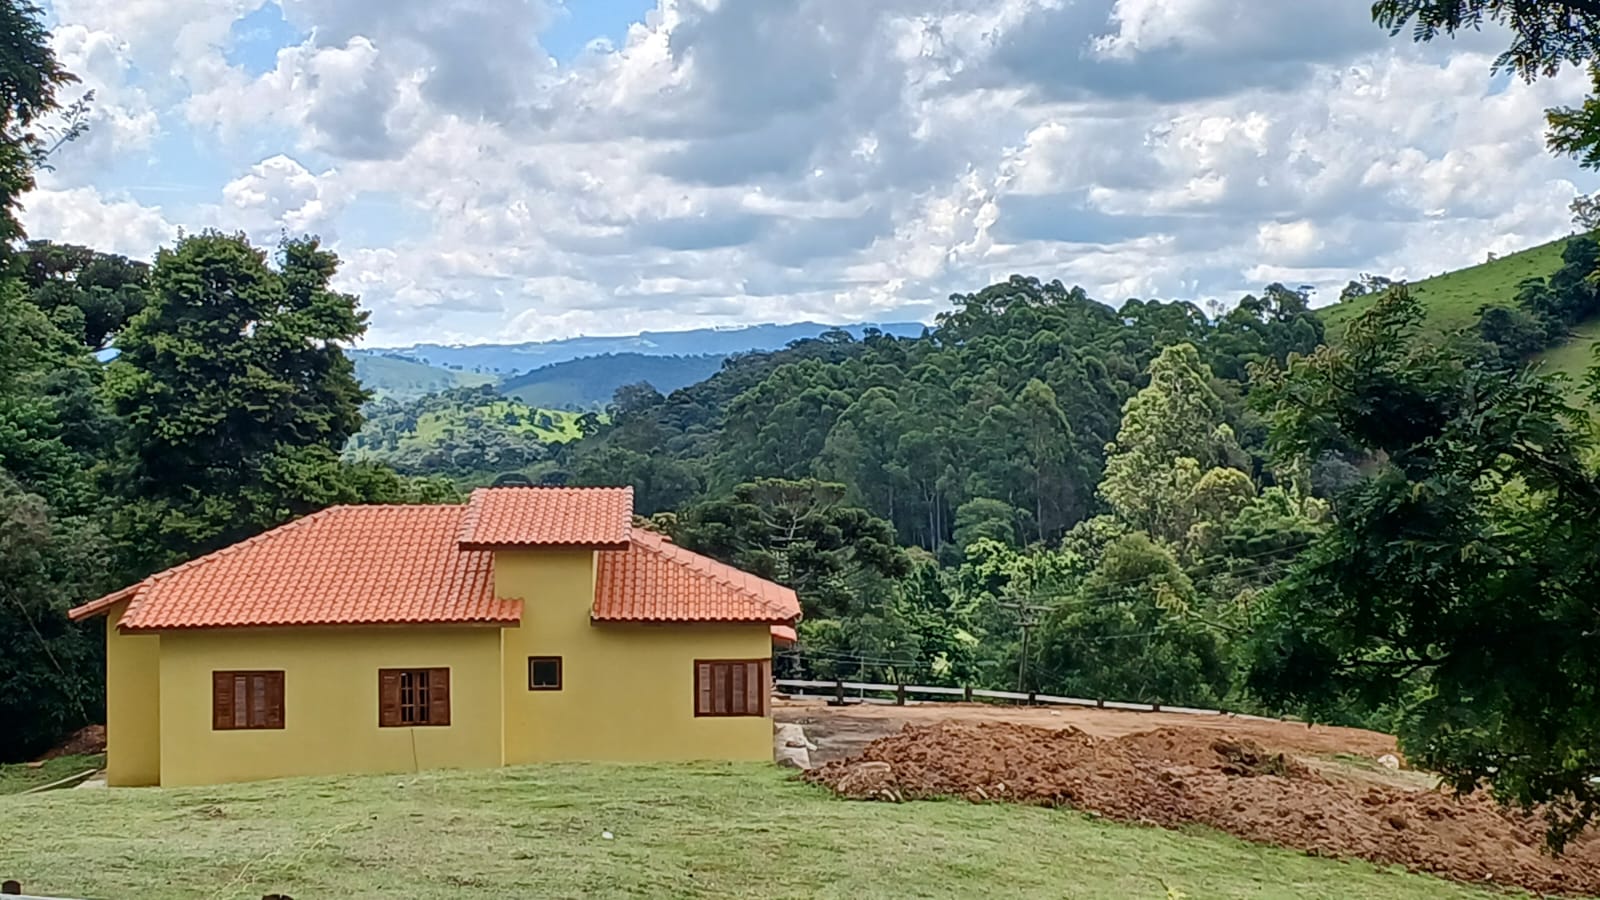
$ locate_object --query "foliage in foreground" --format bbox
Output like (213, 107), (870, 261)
(1250, 288), (1600, 848)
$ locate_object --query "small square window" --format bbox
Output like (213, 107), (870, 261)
(529, 656), (562, 691)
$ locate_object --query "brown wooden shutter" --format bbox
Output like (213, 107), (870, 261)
(213, 672), (235, 730)
(731, 662), (748, 716)
(760, 659), (771, 716)
(428, 668), (451, 726)
(265, 672), (285, 728)
(742, 661), (761, 716)
(695, 662), (712, 715)
(379, 669), (401, 727)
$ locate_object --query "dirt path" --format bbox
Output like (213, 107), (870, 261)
(775, 697), (1398, 766)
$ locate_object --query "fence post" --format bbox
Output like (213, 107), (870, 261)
(896, 683), (906, 706)
(963, 684), (973, 703)
(834, 679), (845, 705)
(1096, 698), (1105, 709)
(1027, 691), (1036, 706)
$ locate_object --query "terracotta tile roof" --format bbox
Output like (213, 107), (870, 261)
(457, 486), (633, 549)
(771, 624), (798, 644)
(593, 530), (801, 624)
(69, 506), (520, 631)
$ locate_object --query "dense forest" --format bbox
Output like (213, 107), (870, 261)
(9, 0), (1600, 845)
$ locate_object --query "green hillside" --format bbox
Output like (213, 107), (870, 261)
(352, 353), (495, 401)
(1320, 236), (1575, 336)
(1318, 234), (1600, 390)
(500, 352), (726, 409)
(346, 385), (591, 480)
(409, 398), (585, 443)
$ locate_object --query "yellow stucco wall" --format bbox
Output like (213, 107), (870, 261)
(104, 603), (160, 787)
(156, 626), (502, 786)
(496, 549), (774, 763)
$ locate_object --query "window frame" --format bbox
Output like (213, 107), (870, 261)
(693, 658), (770, 718)
(212, 670), (285, 731)
(528, 656), (563, 691)
(378, 667), (451, 728)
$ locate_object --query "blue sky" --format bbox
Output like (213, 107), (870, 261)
(25, 0), (1600, 346)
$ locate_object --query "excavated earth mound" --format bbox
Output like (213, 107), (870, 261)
(803, 721), (1600, 896)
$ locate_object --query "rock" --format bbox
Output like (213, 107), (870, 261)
(1377, 754), (1401, 771)
(774, 723), (817, 769)
(775, 745), (812, 769)
(774, 722), (818, 750)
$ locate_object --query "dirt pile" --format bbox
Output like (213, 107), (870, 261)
(804, 721), (1600, 896)
(37, 725), (106, 760)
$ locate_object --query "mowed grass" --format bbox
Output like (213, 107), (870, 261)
(0, 754), (103, 795)
(0, 763), (1538, 900)
(1320, 236), (1574, 338)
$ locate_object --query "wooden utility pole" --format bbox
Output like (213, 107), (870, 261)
(998, 600), (1051, 695)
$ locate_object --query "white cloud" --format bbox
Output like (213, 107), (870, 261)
(221, 154), (347, 242)
(19, 186), (176, 259)
(23, 0), (1600, 344)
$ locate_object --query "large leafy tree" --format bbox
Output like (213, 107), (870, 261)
(1249, 288), (1600, 847)
(105, 232), (373, 565)
(15, 240), (149, 350)
(1099, 343), (1249, 549)
(675, 478), (910, 619)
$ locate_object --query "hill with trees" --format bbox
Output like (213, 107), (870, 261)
(347, 385), (586, 481)
(350, 353), (495, 401)
(498, 352), (725, 410)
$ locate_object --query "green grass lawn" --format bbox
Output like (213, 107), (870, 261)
(1320, 236), (1574, 338)
(0, 753), (103, 795)
(0, 763), (1542, 900)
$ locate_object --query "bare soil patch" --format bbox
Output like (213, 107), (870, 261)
(804, 720), (1600, 897)
(37, 725), (105, 760)
(774, 697), (1396, 764)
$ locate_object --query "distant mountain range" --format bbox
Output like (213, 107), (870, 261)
(350, 320), (928, 407)
(353, 321), (927, 375)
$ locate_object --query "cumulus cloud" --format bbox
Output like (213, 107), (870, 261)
(21, 0), (1600, 344)
(221, 154), (347, 242)
(20, 186), (176, 259)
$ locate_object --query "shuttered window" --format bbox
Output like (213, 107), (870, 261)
(528, 656), (562, 691)
(212, 671), (285, 730)
(693, 659), (770, 717)
(378, 668), (450, 727)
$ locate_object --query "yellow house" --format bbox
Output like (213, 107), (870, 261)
(69, 487), (801, 787)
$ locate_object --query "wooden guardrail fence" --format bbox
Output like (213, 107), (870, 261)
(774, 678), (1279, 721)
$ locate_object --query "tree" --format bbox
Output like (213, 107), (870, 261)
(1099, 343), (1248, 547)
(1036, 532), (1231, 706)
(952, 497), (1021, 550)
(675, 478), (909, 621)
(0, 474), (108, 760)
(1248, 287), (1600, 848)
(105, 232), (371, 565)
(15, 241), (149, 350)
(0, 0), (78, 246)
